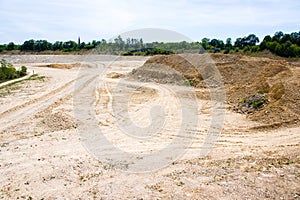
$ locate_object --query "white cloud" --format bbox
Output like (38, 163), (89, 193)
(0, 0), (299, 43)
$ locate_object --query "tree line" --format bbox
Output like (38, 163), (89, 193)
(259, 31), (300, 57)
(0, 31), (299, 57)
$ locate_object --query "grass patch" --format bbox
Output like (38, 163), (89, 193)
(26, 74), (45, 81)
(183, 79), (197, 87)
(0, 86), (20, 97)
(239, 93), (268, 109)
(0, 79), (25, 90)
(0, 74), (46, 97)
(0, 74), (45, 89)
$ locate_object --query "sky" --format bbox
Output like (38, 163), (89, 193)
(0, 0), (299, 44)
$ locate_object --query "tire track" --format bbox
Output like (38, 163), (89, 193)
(0, 78), (79, 118)
(0, 74), (97, 133)
(37, 74), (99, 117)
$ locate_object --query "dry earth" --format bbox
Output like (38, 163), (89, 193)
(0, 54), (299, 199)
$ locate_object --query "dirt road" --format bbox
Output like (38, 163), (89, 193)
(0, 55), (299, 199)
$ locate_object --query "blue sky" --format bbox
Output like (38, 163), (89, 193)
(0, 0), (299, 44)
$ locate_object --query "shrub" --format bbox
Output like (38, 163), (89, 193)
(239, 93), (268, 109)
(20, 66), (27, 76)
(0, 59), (27, 82)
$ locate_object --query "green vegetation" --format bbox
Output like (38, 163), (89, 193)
(0, 74), (45, 97)
(123, 48), (174, 56)
(239, 93), (268, 109)
(26, 74), (45, 81)
(0, 84), (21, 97)
(0, 31), (299, 57)
(0, 59), (27, 83)
(259, 31), (300, 57)
(183, 79), (197, 87)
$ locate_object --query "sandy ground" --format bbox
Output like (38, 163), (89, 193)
(0, 55), (299, 199)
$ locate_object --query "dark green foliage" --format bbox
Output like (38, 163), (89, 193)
(123, 48), (174, 56)
(260, 31), (300, 57)
(20, 39), (35, 51)
(0, 45), (5, 52)
(62, 40), (77, 51)
(225, 38), (233, 51)
(234, 34), (259, 48)
(210, 39), (224, 49)
(34, 40), (52, 51)
(0, 59), (27, 83)
(6, 42), (16, 50)
(1, 31), (299, 57)
(52, 41), (63, 51)
(243, 34), (260, 46)
(20, 66), (27, 76)
(145, 48), (173, 55)
(201, 38), (210, 49)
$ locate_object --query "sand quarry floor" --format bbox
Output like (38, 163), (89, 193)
(0, 55), (299, 199)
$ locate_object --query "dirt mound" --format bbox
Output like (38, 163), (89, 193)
(106, 72), (124, 79)
(196, 53), (299, 127)
(40, 111), (77, 132)
(130, 63), (187, 85)
(46, 64), (73, 69)
(213, 54), (299, 127)
(129, 54), (202, 86)
(130, 53), (300, 127)
(40, 63), (90, 69)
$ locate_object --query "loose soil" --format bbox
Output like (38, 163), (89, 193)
(0, 54), (299, 199)
(130, 54), (300, 128)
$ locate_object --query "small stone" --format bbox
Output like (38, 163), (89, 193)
(280, 174), (285, 177)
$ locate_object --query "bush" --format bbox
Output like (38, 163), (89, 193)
(0, 59), (27, 82)
(20, 66), (27, 76)
(183, 79), (197, 87)
(239, 93), (268, 110)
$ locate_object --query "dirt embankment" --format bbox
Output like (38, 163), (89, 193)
(129, 54), (300, 127)
(39, 63), (91, 69)
(129, 54), (202, 86)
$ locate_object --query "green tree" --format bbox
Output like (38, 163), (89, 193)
(209, 39), (224, 49)
(19, 66), (27, 76)
(114, 35), (125, 51)
(52, 41), (63, 51)
(260, 35), (272, 50)
(20, 39), (35, 51)
(225, 38), (232, 49)
(201, 38), (210, 50)
(234, 38), (243, 48)
(63, 41), (77, 51)
(0, 59), (19, 81)
(34, 40), (51, 51)
(6, 42), (16, 50)
(244, 34), (259, 46)
(272, 31), (284, 42)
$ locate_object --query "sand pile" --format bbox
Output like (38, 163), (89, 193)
(211, 54), (299, 127)
(129, 54), (300, 127)
(129, 54), (202, 86)
(106, 72), (124, 79)
(39, 63), (90, 69)
(40, 111), (77, 132)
